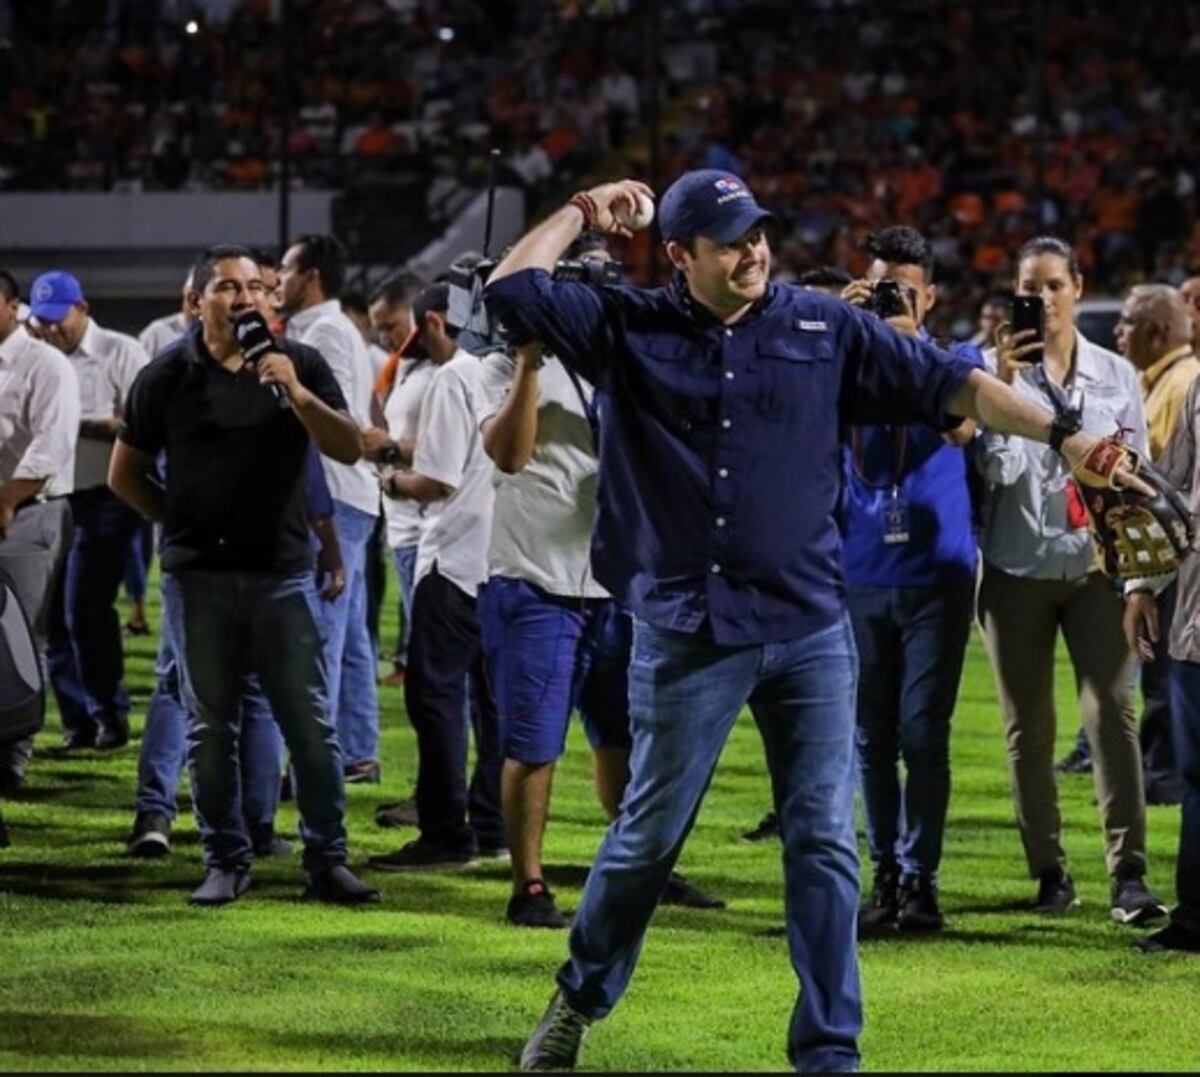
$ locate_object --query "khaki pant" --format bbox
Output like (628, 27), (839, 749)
(978, 562), (1146, 879)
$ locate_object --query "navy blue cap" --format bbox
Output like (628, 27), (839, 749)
(658, 170), (775, 244)
(29, 270), (85, 323)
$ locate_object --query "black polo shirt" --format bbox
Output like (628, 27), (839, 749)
(119, 324), (348, 574)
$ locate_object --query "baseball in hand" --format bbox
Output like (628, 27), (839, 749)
(614, 191), (655, 231)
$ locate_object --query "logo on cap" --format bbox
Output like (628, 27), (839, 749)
(714, 178), (742, 193)
(32, 280), (55, 303)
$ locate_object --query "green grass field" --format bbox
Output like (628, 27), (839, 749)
(1, 579), (1197, 1073)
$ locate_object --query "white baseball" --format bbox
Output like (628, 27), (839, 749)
(615, 191), (655, 231)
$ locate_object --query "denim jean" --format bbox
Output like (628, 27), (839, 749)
(558, 615), (861, 1073)
(162, 569), (346, 873)
(318, 501), (380, 767)
(135, 629), (284, 837)
(847, 582), (973, 883)
(1171, 659), (1200, 931)
(122, 520), (154, 605)
(391, 544), (418, 670)
(46, 487), (143, 735)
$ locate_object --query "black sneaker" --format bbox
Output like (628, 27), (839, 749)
(127, 812), (172, 858)
(1110, 871), (1168, 926)
(1033, 867), (1080, 913)
(1134, 921), (1200, 953)
(520, 989), (592, 1071)
(375, 798), (419, 828)
(367, 838), (477, 872)
(477, 843), (512, 863)
(858, 867), (900, 934)
(304, 864), (381, 905)
(189, 868), (251, 906)
(344, 760), (381, 784)
(897, 875), (945, 932)
(1054, 745), (1093, 774)
(62, 728), (97, 750)
(741, 810), (780, 843)
(662, 872), (726, 909)
(507, 880), (567, 929)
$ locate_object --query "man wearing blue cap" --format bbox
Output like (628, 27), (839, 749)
(28, 269), (149, 750)
(484, 170), (1136, 1072)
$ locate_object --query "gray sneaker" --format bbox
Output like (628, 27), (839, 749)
(520, 990), (592, 1071)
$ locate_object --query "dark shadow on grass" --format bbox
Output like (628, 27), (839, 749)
(266, 1026), (525, 1067)
(0, 860), (192, 904)
(0, 1012), (189, 1061)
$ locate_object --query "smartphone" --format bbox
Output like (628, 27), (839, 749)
(868, 280), (905, 319)
(1011, 295), (1045, 359)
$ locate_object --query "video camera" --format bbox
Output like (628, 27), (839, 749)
(445, 253), (622, 354)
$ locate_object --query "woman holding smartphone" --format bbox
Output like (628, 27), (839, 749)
(977, 235), (1167, 924)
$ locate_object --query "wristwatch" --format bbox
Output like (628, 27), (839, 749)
(1048, 410), (1083, 453)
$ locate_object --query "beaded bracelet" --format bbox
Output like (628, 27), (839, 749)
(568, 191), (599, 230)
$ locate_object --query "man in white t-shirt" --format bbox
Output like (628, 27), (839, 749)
(280, 235), (383, 784)
(367, 283), (505, 870)
(0, 268), (80, 801)
(27, 269), (148, 751)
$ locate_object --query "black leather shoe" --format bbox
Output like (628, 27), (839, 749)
(62, 728), (98, 750)
(1033, 867), (1079, 913)
(897, 875), (945, 931)
(189, 868), (251, 906)
(858, 866), (901, 934)
(95, 719), (130, 751)
(305, 864), (381, 905)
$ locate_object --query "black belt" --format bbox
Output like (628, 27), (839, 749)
(14, 494), (68, 514)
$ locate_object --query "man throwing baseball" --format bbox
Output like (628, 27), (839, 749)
(484, 169), (1148, 1073)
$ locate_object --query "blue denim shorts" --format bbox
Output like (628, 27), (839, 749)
(479, 576), (633, 764)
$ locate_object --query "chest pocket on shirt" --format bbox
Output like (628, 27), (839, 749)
(754, 333), (835, 422)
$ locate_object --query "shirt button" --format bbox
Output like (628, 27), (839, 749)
(724, 370), (735, 380)
(710, 563), (722, 574)
(716, 517), (726, 528)
(721, 418), (732, 429)
(718, 467), (729, 478)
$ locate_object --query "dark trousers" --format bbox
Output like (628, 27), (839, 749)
(1171, 659), (1200, 930)
(405, 567), (504, 852)
(47, 486), (143, 735)
(365, 513), (387, 649)
(847, 581), (974, 883)
(1141, 583), (1179, 789)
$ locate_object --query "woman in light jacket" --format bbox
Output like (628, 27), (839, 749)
(977, 235), (1167, 924)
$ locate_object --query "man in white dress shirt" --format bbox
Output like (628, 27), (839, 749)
(138, 270), (195, 359)
(0, 269), (81, 797)
(27, 270), (148, 751)
(278, 235), (383, 783)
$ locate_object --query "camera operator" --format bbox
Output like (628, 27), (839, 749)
(838, 227), (983, 934)
(108, 245), (377, 907)
(0, 269), (80, 806)
(368, 282), (506, 871)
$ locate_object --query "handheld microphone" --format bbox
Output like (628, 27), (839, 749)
(233, 310), (289, 407)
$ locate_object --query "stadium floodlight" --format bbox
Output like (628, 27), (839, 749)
(185, 20), (199, 34)
(437, 26), (455, 42)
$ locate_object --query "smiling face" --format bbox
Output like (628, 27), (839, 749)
(1015, 252), (1082, 339)
(667, 226), (771, 320)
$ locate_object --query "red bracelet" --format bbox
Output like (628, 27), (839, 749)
(569, 191), (598, 230)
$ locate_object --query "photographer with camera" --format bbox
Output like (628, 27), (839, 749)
(108, 245), (377, 907)
(838, 227), (982, 935)
(976, 236), (1165, 923)
(367, 282), (507, 872)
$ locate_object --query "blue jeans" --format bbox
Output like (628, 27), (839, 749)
(1171, 659), (1200, 931)
(162, 570), (346, 874)
(135, 629), (284, 836)
(847, 582), (973, 883)
(558, 616), (861, 1073)
(46, 487), (143, 734)
(319, 501), (380, 766)
(123, 520), (154, 605)
(392, 544), (418, 670)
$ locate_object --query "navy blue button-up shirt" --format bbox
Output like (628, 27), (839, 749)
(485, 268), (979, 645)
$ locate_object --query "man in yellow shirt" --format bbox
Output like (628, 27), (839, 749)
(1116, 283), (1200, 804)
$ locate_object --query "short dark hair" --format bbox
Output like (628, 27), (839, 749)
(798, 266), (852, 289)
(292, 233), (347, 298)
(370, 270), (426, 309)
(247, 246), (277, 270)
(0, 270), (19, 302)
(190, 244), (256, 293)
(412, 282), (450, 330)
(1016, 235), (1081, 281)
(339, 289), (368, 316)
(866, 226), (935, 279)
